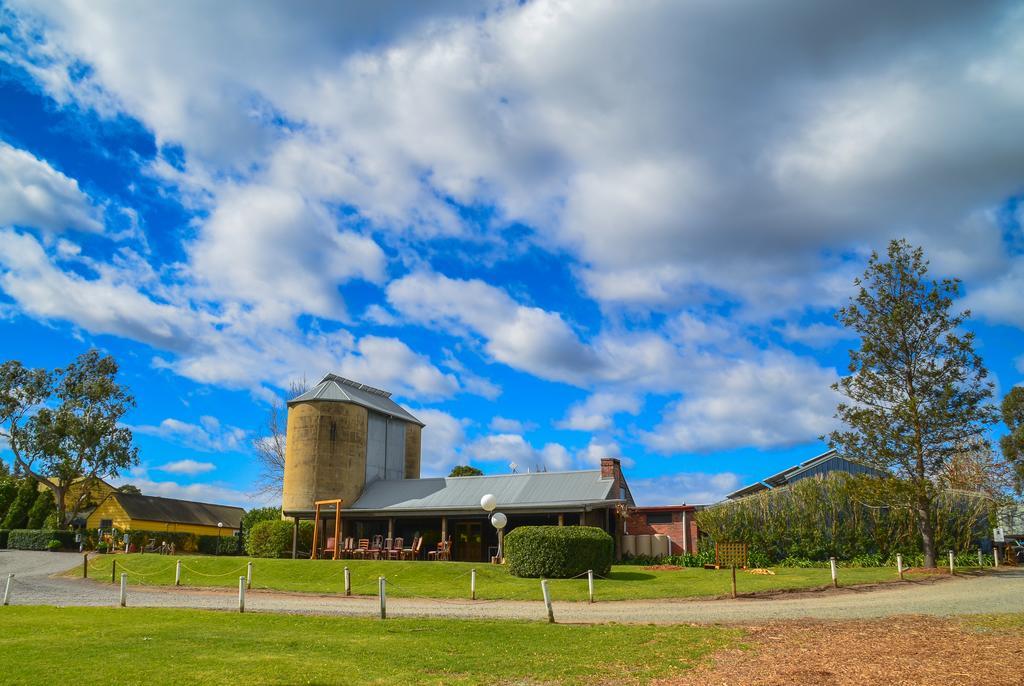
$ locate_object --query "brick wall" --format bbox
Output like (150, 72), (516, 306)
(625, 510), (696, 555)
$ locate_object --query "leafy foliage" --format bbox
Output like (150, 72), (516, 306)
(696, 473), (992, 563)
(1001, 387), (1024, 492)
(198, 533), (243, 555)
(245, 519), (313, 558)
(448, 465), (484, 477)
(1, 478), (38, 529)
(241, 507), (281, 546)
(46, 539), (63, 551)
(0, 529), (8, 548)
(829, 240), (996, 566)
(505, 525), (613, 578)
(7, 529), (76, 550)
(26, 488), (55, 529)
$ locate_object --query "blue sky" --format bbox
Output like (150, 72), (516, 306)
(1, 1), (1022, 508)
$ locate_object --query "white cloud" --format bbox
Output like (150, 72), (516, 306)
(411, 407), (469, 476)
(558, 392), (641, 432)
(155, 459), (216, 476)
(112, 474), (261, 509)
(131, 416), (247, 453)
(0, 141), (102, 234)
(629, 471), (741, 506)
(465, 433), (574, 472)
(576, 438), (634, 469)
(489, 416), (535, 433)
(643, 354), (840, 453)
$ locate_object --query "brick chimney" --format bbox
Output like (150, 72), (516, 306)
(600, 457), (621, 480)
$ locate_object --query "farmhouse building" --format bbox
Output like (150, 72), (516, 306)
(726, 449), (882, 500)
(625, 505), (701, 555)
(86, 491), (244, 537)
(281, 373), (635, 561)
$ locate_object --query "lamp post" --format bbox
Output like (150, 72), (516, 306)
(481, 494), (502, 563)
(216, 522), (224, 556)
(491, 512), (507, 563)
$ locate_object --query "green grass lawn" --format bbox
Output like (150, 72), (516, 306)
(0, 606), (740, 685)
(77, 554), (929, 601)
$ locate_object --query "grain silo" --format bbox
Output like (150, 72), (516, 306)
(281, 374), (423, 513)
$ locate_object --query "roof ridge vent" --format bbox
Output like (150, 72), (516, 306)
(323, 374), (392, 398)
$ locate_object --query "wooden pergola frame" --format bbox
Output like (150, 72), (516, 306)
(310, 499), (344, 560)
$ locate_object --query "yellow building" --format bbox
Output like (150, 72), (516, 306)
(85, 491), (243, 536)
(38, 476), (116, 521)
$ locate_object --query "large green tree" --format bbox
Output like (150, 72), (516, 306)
(7, 351), (139, 525)
(1001, 387), (1024, 492)
(829, 239), (996, 567)
(449, 465), (484, 477)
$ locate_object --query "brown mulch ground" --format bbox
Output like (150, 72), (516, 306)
(643, 564), (686, 571)
(659, 616), (1024, 686)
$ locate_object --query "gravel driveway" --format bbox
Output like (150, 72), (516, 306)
(3, 549), (1021, 624)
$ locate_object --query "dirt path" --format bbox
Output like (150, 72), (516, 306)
(3, 550), (1022, 623)
(662, 616), (1024, 686)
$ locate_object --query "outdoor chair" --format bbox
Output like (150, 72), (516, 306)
(439, 537), (452, 561)
(370, 535), (384, 560)
(404, 536), (423, 560)
(388, 537), (404, 560)
(352, 538), (370, 559)
(322, 537), (337, 558)
(340, 537), (355, 559)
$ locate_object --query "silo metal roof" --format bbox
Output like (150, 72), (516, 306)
(288, 373), (423, 425)
(348, 470), (619, 513)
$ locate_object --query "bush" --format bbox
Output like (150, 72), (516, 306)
(26, 490), (56, 529)
(246, 519), (313, 558)
(505, 526), (613, 578)
(241, 507), (281, 547)
(198, 533), (243, 556)
(96, 542), (109, 554)
(0, 529), (8, 549)
(1, 479), (38, 529)
(46, 539), (62, 551)
(7, 529), (76, 551)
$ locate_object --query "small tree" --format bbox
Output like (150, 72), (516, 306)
(829, 239), (996, 567)
(117, 484), (142, 495)
(1, 477), (37, 529)
(251, 379), (308, 498)
(449, 465), (483, 477)
(1000, 387), (1024, 493)
(16, 351), (139, 524)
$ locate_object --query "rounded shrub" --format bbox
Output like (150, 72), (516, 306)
(246, 519), (313, 558)
(504, 525), (613, 578)
(46, 539), (62, 551)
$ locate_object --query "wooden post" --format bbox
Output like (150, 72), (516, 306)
(291, 518), (299, 559)
(557, 514), (564, 526)
(333, 508), (342, 560)
(897, 553), (904, 580)
(379, 577), (386, 620)
(119, 573), (127, 607)
(83, 553), (88, 579)
(387, 518), (394, 541)
(238, 576), (246, 613)
(995, 547), (1000, 568)
(111, 559), (117, 584)
(3, 574), (12, 606)
(175, 559), (182, 586)
(588, 569), (594, 603)
(344, 567), (351, 596)
(948, 550), (955, 575)
(830, 557), (838, 588)
(731, 564), (737, 599)
(471, 568), (476, 600)
(310, 503), (322, 560)
(247, 561), (253, 589)
(978, 548), (984, 567)
(541, 578), (554, 623)
(440, 516), (447, 543)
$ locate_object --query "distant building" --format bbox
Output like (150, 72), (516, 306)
(86, 491), (243, 537)
(38, 476), (117, 525)
(726, 449), (883, 500)
(625, 505), (702, 555)
(281, 373), (635, 561)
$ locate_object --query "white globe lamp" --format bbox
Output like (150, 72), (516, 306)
(480, 493), (497, 512)
(490, 512), (507, 529)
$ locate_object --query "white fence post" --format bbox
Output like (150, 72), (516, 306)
(175, 559), (181, 586)
(247, 561), (253, 590)
(587, 570), (594, 603)
(470, 569), (476, 600)
(948, 550), (955, 575)
(995, 547), (1000, 568)
(541, 578), (554, 623)
(3, 573), (13, 606)
(897, 553), (904, 580)
(379, 577), (386, 620)
(978, 548), (983, 567)
(344, 567), (351, 596)
(238, 576), (246, 613)
(830, 557), (838, 588)
(119, 573), (127, 607)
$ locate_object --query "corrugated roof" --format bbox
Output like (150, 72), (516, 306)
(348, 470), (618, 513)
(726, 449), (884, 500)
(109, 492), (244, 529)
(288, 373), (423, 425)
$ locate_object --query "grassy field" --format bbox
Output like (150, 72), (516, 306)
(0, 606), (739, 685)
(78, 554), (927, 601)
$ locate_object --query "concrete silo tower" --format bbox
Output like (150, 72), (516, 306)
(282, 374), (423, 514)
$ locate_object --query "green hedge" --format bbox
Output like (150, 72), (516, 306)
(7, 529), (76, 551)
(505, 526), (613, 578)
(246, 519), (313, 558)
(198, 534), (243, 556)
(0, 529), (8, 549)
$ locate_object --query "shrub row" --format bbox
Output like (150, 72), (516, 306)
(7, 529), (77, 550)
(79, 529), (244, 555)
(246, 519), (313, 558)
(505, 526), (613, 578)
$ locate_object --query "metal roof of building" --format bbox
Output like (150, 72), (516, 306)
(106, 492), (244, 529)
(726, 449), (883, 500)
(288, 373), (423, 425)
(347, 470), (619, 513)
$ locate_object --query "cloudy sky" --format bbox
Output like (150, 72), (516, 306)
(1, 0), (1022, 508)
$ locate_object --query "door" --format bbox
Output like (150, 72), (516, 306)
(454, 522), (483, 562)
